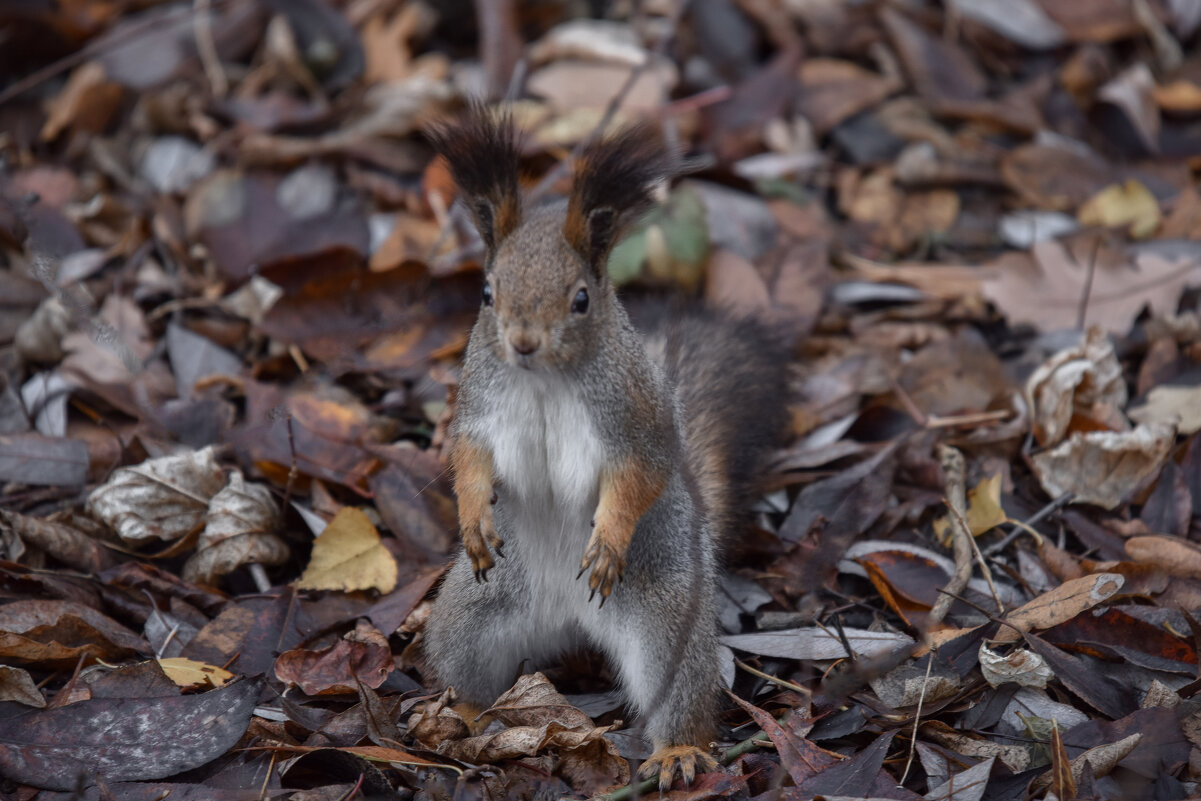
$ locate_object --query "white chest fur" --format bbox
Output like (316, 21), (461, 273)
(473, 371), (606, 542)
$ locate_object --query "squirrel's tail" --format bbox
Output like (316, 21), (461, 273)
(646, 311), (790, 542)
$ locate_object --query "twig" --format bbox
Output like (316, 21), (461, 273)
(734, 659), (811, 698)
(194, 0), (229, 97)
(0, 0), (238, 106)
(249, 563), (272, 593)
(927, 445), (972, 629)
(949, 502), (1004, 614)
(1074, 235), (1102, 330)
(984, 492), (1073, 556)
(898, 651), (934, 784)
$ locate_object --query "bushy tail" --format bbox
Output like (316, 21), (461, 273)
(645, 312), (790, 541)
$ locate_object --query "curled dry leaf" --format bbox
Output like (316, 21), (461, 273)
(274, 619), (393, 695)
(297, 507), (398, 593)
(1025, 326), (1127, 446)
(87, 447), (225, 546)
(0, 600), (148, 667)
(182, 470), (288, 585)
(0, 665), (46, 708)
(979, 644), (1054, 688)
(1030, 423), (1175, 509)
(407, 688), (469, 746)
(433, 673), (629, 792)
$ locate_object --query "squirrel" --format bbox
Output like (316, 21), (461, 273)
(421, 108), (789, 790)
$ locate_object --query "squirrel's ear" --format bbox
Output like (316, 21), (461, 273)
(564, 124), (674, 278)
(427, 106), (522, 253)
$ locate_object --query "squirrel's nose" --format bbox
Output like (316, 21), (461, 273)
(509, 333), (539, 356)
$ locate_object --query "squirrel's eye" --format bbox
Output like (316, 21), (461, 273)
(482, 282), (493, 307)
(571, 288), (589, 314)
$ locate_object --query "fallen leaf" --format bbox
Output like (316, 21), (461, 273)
(1025, 326), (1127, 447)
(156, 657), (234, 690)
(1078, 179), (1161, 239)
(0, 666), (45, 708)
(0, 434), (89, 487)
(297, 507), (398, 593)
(275, 619), (393, 695)
(86, 447), (226, 546)
(934, 474), (1007, 544)
(1030, 423), (1175, 509)
(979, 644), (1054, 688)
(1129, 381), (1201, 434)
(993, 573), (1124, 643)
(0, 677), (260, 790)
(797, 58), (897, 135)
(1125, 535), (1201, 579)
(40, 61), (123, 142)
(722, 627), (914, 660)
(182, 470), (288, 585)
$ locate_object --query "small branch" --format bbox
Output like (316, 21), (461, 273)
(927, 445), (972, 630)
(984, 492), (1073, 557)
(898, 652), (934, 784)
(194, 0), (229, 97)
(734, 659), (811, 698)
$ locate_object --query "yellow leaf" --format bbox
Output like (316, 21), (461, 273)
(934, 474), (1008, 544)
(1077, 180), (1161, 239)
(297, 507), (398, 593)
(157, 657), (234, 689)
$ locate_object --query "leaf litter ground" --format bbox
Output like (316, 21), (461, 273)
(3, 1), (1201, 799)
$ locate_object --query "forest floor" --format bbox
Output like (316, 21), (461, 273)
(2, 1), (1201, 799)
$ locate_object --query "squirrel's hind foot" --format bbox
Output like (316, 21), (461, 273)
(638, 744), (718, 791)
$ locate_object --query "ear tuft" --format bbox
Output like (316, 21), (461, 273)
(427, 106), (522, 252)
(565, 124), (675, 276)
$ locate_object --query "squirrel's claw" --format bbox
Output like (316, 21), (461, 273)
(639, 745), (717, 792)
(577, 533), (625, 606)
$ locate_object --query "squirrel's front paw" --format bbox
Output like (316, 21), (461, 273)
(639, 744), (718, 791)
(462, 508), (504, 582)
(576, 525), (626, 606)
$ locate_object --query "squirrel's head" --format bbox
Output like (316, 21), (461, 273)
(429, 107), (673, 371)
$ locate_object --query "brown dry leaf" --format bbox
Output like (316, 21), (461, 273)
(1078, 179), (1162, 239)
(40, 61), (123, 142)
(1125, 535), (1201, 579)
(1128, 383), (1201, 434)
(407, 688), (470, 746)
(274, 619), (393, 695)
(1038, 0), (1142, 42)
(981, 239), (1201, 334)
(1097, 63), (1160, 154)
(0, 600), (149, 667)
(978, 644), (1054, 688)
(0, 665), (46, 707)
(934, 474), (1007, 544)
(434, 673), (629, 791)
(704, 248), (772, 318)
(1030, 423), (1175, 509)
(182, 470), (288, 585)
(881, 7), (987, 106)
(297, 507), (398, 593)
(1025, 326), (1127, 447)
(1000, 143), (1115, 211)
(157, 657), (234, 690)
(1153, 79), (1201, 112)
(949, 0), (1067, 48)
(86, 447), (226, 546)
(797, 58), (897, 135)
(526, 60), (676, 114)
(992, 573), (1124, 644)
